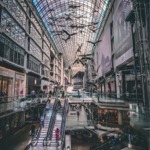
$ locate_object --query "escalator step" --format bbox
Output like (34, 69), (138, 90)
(50, 143), (57, 146)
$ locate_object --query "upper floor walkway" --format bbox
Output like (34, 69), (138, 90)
(0, 92), (149, 131)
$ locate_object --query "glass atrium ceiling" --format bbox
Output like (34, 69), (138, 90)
(33, 0), (110, 66)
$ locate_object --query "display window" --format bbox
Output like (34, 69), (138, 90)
(14, 79), (24, 97)
(0, 76), (13, 103)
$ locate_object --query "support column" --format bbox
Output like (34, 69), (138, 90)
(60, 55), (64, 87)
(116, 72), (121, 98)
(118, 110), (123, 125)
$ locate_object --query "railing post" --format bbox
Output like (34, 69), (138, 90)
(43, 138), (47, 147)
(47, 138), (51, 146)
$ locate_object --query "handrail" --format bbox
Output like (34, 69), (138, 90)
(24, 125), (46, 149)
(31, 126), (42, 147)
(59, 99), (69, 148)
(92, 133), (128, 150)
(43, 98), (58, 146)
(24, 143), (31, 150)
(30, 107), (47, 147)
(84, 127), (98, 136)
(47, 98), (58, 138)
(0, 94), (49, 113)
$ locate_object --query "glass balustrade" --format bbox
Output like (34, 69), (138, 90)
(0, 94), (48, 113)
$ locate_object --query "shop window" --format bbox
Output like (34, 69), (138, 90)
(14, 50), (18, 64)
(15, 79), (19, 97)
(2, 77), (8, 103)
(2, 78), (8, 94)
(0, 42), (4, 57)
(18, 53), (21, 65)
(4, 46), (10, 60)
(7, 78), (13, 101)
(0, 35), (24, 66)
(0, 76), (13, 103)
(0, 76), (2, 96)
(27, 56), (40, 73)
(20, 55), (24, 66)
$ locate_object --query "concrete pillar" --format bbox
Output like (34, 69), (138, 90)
(118, 110), (123, 125)
(60, 56), (64, 87)
(116, 71), (122, 98)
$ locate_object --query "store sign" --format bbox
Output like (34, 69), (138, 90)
(16, 74), (25, 80)
(0, 68), (14, 77)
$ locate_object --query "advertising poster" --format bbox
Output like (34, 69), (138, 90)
(113, 0), (132, 62)
(94, 27), (112, 78)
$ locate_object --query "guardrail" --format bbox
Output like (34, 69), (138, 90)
(130, 106), (150, 119)
(0, 94), (48, 113)
(66, 91), (97, 98)
(92, 133), (128, 150)
(31, 126), (42, 147)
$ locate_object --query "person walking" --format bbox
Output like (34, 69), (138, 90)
(30, 89), (36, 99)
(40, 115), (44, 128)
(31, 124), (36, 137)
(46, 100), (50, 112)
(77, 111), (80, 120)
(58, 99), (61, 109)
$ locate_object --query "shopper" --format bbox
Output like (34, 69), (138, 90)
(40, 115), (44, 128)
(77, 111), (80, 120)
(55, 128), (60, 141)
(31, 124), (36, 137)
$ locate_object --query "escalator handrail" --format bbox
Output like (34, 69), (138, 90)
(31, 107), (47, 146)
(45, 98), (58, 140)
(84, 127), (98, 136)
(60, 99), (69, 145)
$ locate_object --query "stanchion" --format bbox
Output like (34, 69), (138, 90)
(57, 140), (62, 150)
(31, 138), (37, 147)
(47, 138), (51, 146)
(43, 138), (47, 147)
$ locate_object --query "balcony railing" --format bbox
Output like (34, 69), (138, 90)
(0, 94), (48, 114)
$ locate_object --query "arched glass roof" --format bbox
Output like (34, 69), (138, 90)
(33, 0), (110, 66)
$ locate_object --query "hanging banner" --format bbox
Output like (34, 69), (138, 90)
(113, 0), (133, 67)
(94, 27), (112, 78)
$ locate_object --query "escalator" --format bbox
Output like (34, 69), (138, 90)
(49, 107), (63, 149)
(36, 107), (52, 146)
(25, 99), (67, 150)
(26, 100), (56, 150)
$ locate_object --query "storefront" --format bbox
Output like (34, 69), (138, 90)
(0, 67), (26, 103)
(41, 79), (50, 93)
(15, 73), (26, 98)
(105, 74), (116, 97)
(0, 67), (14, 103)
(27, 74), (41, 95)
(125, 73), (142, 100)
(98, 77), (105, 95)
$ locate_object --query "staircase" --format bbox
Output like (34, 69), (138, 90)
(50, 108), (63, 150)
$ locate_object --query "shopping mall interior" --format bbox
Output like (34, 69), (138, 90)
(0, 0), (150, 150)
